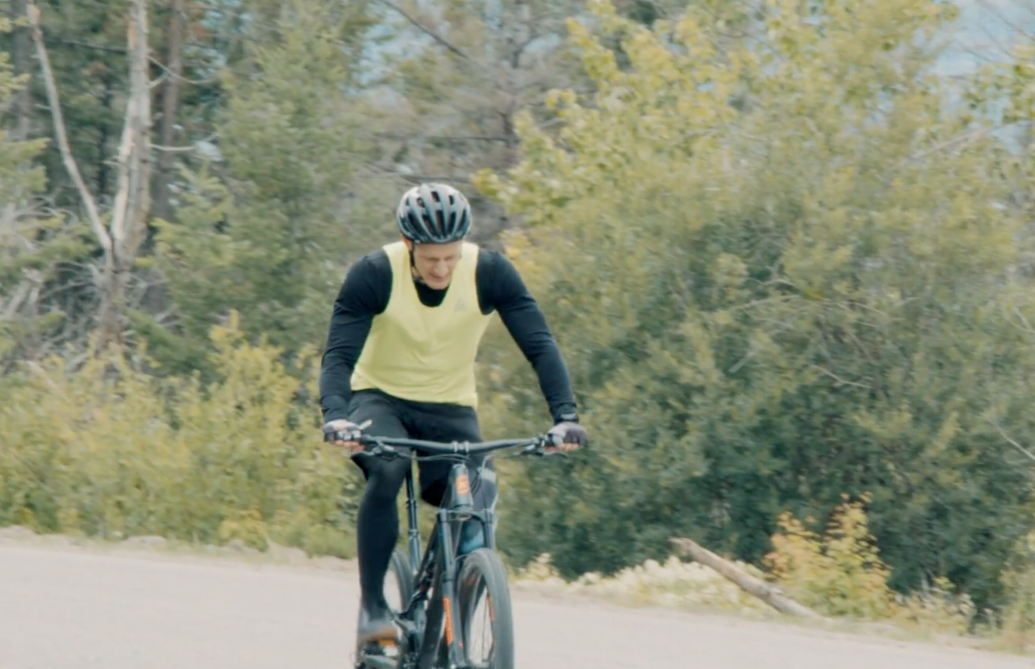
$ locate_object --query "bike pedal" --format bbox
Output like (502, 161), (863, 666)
(361, 639), (399, 655)
(355, 627), (402, 667)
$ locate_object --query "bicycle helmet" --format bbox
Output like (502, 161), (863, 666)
(396, 183), (472, 244)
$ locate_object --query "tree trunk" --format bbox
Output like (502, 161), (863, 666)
(152, 0), (184, 223)
(26, 0), (153, 350)
(669, 537), (828, 620)
(96, 261), (124, 349)
(101, 0), (153, 347)
(11, 0), (32, 141)
(98, 76), (114, 197)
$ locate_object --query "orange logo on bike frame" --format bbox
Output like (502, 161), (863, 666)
(455, 473), (470, 496)
(443, 596), (454, 645)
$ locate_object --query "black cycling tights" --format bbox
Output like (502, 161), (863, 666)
(356, 458), (408, 608)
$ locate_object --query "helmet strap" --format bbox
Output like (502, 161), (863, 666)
(407, 240), (426, 285)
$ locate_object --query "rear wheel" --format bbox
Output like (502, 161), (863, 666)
(386, 547), (415, 614)
(457, 549), (514, 669)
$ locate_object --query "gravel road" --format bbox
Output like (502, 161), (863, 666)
(0, 543), (1030, 669)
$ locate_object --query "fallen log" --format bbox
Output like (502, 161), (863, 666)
(669, 537), (827, 620)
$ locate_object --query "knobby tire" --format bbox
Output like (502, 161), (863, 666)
(457, 548), (514, 669)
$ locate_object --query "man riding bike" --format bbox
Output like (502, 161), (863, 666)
(319, 183), (587, 646)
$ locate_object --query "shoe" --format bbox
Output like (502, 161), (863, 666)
(357, 599), (396, 645)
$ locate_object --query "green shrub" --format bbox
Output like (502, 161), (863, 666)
(0, 313), (361, 557)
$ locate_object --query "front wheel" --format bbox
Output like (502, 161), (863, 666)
(457, 548), (515, 669)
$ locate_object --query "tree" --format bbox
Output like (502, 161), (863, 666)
(373, 0), (755, 245)
(150, 0), (383, 369)
(0, 13), (88, 368)
(476, 0), (1035, 610)
(27, 0), (153, 349)
(366, 0), (592, 244)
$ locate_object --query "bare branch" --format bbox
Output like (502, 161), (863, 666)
(989, 418), (1035, 465)
(25, 0), (111, 255)
(375, 133), (513, 143)
(153, 132), (218, 154)
(46, 37), (127, 54)
(359, 159), (473, 185)
(109, 96), (136, 249)
(150, 41), (218, 88)
(1, 280), (33, 321)
(670, 538), (827, 619)
(1011, 306), (1035, 339)
(808, 364), (872, 390)
(376, 0), (471, 61)
(152, 143), (197, 153)
(897, 127), (992, 169)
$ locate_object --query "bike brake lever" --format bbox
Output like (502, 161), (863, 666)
(369, 443), (401, 459)
(519, 440), (549, 458)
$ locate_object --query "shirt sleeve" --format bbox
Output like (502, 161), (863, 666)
(477, 251), (579, 424)
(319, 251), (391, 423)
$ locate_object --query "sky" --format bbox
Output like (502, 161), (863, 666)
(938, 0), (1034, 75)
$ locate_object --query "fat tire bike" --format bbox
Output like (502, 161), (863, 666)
(342, 432), (562, 669)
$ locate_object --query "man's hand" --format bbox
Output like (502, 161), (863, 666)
(546, 421), (586, 453)
(322, 419), (367, 453)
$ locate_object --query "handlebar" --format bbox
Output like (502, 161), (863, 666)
(324, 428), (562, 461)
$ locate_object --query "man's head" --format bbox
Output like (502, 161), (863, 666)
(404, 238), (463, 289)
(396, 182), (473, 290)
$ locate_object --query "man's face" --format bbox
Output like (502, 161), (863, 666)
(406, 238), (463, 290)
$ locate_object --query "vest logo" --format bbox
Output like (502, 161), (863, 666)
(454, 298), (467, 312)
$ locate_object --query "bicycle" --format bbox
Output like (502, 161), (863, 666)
(337, 430), (565, 669)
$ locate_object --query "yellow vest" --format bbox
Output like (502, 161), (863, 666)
(351, 241), (494, 407)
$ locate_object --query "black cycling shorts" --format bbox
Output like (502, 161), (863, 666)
(346, 388), (495, 507)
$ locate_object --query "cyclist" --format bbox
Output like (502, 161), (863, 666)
(319, 182), (587, 645)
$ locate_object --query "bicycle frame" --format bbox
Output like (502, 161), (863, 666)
(394, 460), (495, 669)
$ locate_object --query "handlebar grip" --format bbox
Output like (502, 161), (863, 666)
(322, 419), (373, 443)
(323, 429), (362, 443)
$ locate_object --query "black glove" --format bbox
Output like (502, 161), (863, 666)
(547, 421), (587, 448)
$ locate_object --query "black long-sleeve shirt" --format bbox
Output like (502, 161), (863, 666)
(319, 248), (578, 424)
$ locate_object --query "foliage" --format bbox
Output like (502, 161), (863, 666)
(996, 530), (1035, 650)
(765, 495), (897, 619)
(475, 0), (1035, 612)
(513, 551), (776, 615)
(0, 313), (362, 558)
(511, 498), (977, 638)
(6, 0), (1035, 634)
(763, 493), (975, 632)
(150, 0), (384, 371)
(0, 16), (89, 369)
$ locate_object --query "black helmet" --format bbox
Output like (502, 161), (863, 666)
(396, 183), (472, 244)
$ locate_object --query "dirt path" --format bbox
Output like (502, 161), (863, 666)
(0, 543), (1030, 669)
